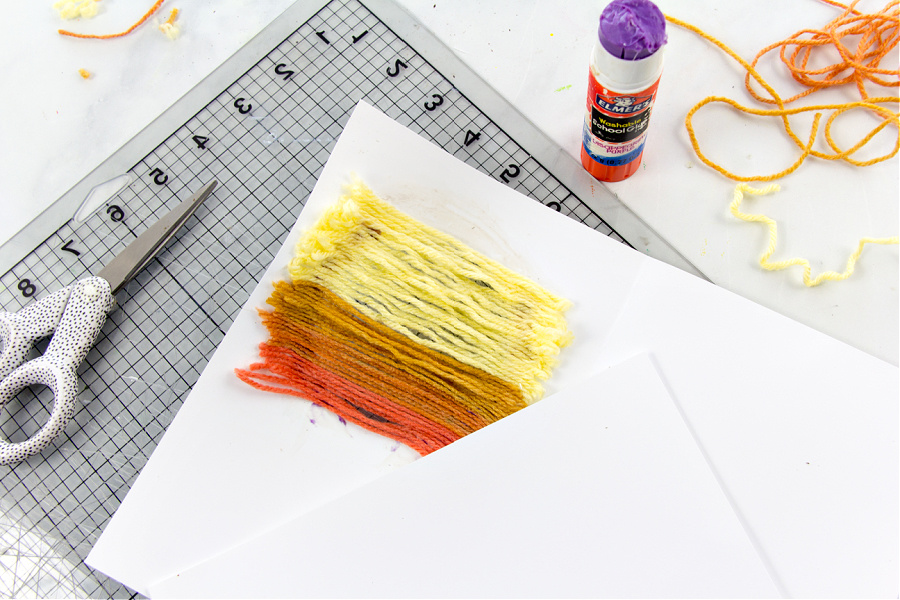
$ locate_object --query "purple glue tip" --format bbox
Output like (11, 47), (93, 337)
(598, 0), (667, 60)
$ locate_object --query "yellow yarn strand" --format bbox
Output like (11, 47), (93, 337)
(289, 179), (572, 403)
(665, 14), (900, 182)
(730, 183), (899, 286)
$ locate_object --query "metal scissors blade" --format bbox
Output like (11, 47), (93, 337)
(98, 180), (217, 295)
(0, 180), (217, 465)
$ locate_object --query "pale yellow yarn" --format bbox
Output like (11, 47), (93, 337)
(730, 183), (899, 287)
(290, 179), (572, 403)
(54, 0), (98, 19)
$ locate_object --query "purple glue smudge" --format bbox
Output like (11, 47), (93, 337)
(598, 0), (667, 60)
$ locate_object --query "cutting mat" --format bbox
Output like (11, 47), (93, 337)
(0, 0), (699, 597)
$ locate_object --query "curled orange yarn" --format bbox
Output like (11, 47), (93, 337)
(667, 0), (899, 181)
(59, 0), (165, 40)
(747, 0), (898, 104)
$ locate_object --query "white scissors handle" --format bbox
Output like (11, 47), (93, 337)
(0, 181), (215, 466)
(0, 286), (72, 380)
(0, 277), (114, 465)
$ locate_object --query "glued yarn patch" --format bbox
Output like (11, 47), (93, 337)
(236, 180), (572, 455)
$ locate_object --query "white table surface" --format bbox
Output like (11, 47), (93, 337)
(2, 0), (897, 369)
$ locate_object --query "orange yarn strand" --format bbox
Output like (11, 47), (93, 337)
(236, 347), (460, 456)
(163, 8), (179, 26)
(59, 0), (166, 40)
(667, 0), (899, 182)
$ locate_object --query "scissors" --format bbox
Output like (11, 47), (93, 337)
(0, 180), (217, 466)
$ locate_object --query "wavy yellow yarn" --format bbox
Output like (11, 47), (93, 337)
(730, 183), (898, 286)
(290, 180), (572, 403)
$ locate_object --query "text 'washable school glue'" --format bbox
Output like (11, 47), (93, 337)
(581, 0), (667, 182)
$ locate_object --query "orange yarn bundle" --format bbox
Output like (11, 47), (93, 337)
(747, 0), (898, 104)
(235, 280), (530, 455)
(668, 0), (899, 181)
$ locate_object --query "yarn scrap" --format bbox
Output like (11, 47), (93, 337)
(159, 8), (180, 40)
(54, 0), (100, 20)
(236, 180), (572, 455)
(59, 0), (165, 39)
(730, 183), (899, 286)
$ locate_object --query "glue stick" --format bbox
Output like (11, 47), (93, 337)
(581, 0), (667, 182)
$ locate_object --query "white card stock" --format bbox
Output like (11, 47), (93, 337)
(149, 354), (780, 598)
(87, 102), (899, 598)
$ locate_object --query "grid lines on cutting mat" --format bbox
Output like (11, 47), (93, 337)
(1, 0), (627, 597)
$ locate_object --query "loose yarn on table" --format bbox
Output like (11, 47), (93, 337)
(730, 183), (899, 286)
(58, 0), (166, 39)
(236, 180), (572, 455)
(666, 0), (898, 285)
(667, 0), (898, 181)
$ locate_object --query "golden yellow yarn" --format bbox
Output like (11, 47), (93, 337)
(290, 179), (572, 403)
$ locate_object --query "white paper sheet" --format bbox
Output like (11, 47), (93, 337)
(86, 101), (642, 595)
(148, 353), (780, 598)
(87, 102), (898, 598)
(596, 259), (900, 598)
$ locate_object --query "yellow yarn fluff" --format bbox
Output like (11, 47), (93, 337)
(54, 0), (99, 19)
(289, 180), (572, 403)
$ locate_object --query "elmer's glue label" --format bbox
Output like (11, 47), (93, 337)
(581, 0), (667, 182)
